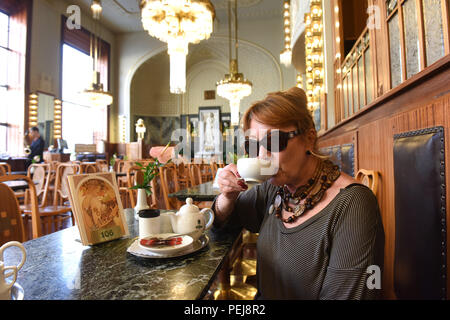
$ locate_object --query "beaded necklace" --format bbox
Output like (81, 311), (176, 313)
(269, 159), (341, 224)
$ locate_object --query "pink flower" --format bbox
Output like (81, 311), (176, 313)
(149, 145), (173, 164)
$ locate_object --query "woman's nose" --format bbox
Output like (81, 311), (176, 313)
(258, 145), (270, 160)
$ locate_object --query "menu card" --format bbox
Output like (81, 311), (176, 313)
(67, 172), (129, 246)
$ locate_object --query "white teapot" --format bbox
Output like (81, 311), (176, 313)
(169, 198), (214, 241)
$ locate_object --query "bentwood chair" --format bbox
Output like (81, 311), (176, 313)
(20, 164), (74, 235)
(188, 164), (203, 186)
(80, 162), (99, 174)
(52, 163), (81, 228)
(159, 164), (181, 210)
(0, 175), (41, 243)
(356, 169), (380, 195)
(0, 162), (11, 176)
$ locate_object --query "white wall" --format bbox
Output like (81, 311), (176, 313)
(118, 16), (297, 141)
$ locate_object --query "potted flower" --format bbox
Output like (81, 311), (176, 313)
(109, 153), (117, 172)
(129, 143), (171, 220)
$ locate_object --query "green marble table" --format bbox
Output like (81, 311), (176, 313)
(169, 181), (221, 202)
(3, 209), (241, 300)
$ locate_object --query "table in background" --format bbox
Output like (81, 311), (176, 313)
(169, 181), (220, 202)
(3, 209), (241, 300)
(2, 181), (29, 191)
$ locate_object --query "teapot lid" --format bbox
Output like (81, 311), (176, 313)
(179, 197), (199, 214)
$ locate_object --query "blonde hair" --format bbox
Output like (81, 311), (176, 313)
(242, 87), (320, 153)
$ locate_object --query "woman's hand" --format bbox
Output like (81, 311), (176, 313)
(217, 164), (248, 200)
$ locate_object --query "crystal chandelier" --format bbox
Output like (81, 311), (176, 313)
(216, 0), (252, 126)
(141, 0), (215, 94)
(81, 0), (113, 108)
(280, 0), (292, 67)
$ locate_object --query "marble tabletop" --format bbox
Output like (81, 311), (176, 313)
(3, 209), (241, 300)
(169, 181), (221, 202)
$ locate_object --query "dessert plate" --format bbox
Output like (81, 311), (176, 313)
(128, 235), (209, 259)
(138, 233), (193, 255)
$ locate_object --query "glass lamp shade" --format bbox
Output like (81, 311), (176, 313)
(81, 88), (113, 108)
(168, 38), (188, 94)
(81, 72), (113, 107)
(217, 77), (252, 126)
(141, 0), (215, 94)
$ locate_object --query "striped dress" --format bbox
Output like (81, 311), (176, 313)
(216, 182), (385, 300)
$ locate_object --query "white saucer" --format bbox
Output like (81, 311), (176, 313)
(138, 233), (193, 255)
(128, 235), (209, 259)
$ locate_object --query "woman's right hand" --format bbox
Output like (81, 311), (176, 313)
(217, 164), (248, 199)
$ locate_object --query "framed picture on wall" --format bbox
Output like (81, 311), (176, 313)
(198, 106), (221, 154)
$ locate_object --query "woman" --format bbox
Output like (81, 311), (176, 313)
(214, 87), (384, 300)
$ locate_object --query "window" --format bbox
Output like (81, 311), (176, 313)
(61, 44), (107, 152)
(0, 6), (26, 157)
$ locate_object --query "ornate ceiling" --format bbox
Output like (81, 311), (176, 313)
(69, 0), (282, 33)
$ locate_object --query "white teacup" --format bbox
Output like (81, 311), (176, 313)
(237, 158), (276, 184)
(0, 261), (17, 300)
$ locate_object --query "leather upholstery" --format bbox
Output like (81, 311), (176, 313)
(393, 127), (447, 300)
(320, 144), (355, 177)
(341, 143), (355, 177)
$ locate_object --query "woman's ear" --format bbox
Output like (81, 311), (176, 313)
(305, 128), (317, 148)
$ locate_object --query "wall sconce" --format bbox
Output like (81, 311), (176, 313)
(28, 93), (38, 128)
(54, 99), (62, 140)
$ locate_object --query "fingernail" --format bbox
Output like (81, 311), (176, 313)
(236, 172), (242, 178)
(238, 181), (248, 189)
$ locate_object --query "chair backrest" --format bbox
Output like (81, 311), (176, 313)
(80, 162), (98, 174)
(0, 175), (41, 241)
(126, 165), (158, 209)
(210, 162), (218, 180)
(356, 169), (380, 195)
(159, 165), (180, 210)
(53, 163), (81, 206)
(95, 160), (108, 172)
(0, 162), (11, 176)
(176, 163), (190, 189)
(188, 164), (203, 186)
(27, 163), (51, 207)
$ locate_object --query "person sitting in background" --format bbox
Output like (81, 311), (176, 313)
(26, 127), (45, 167)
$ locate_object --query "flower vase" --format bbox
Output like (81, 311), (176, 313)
(134, 188), (150, 220)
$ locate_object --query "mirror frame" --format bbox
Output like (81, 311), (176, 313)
(27, 91), (63, 149)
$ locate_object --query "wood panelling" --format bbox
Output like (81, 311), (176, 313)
(319, 66), (450, 298)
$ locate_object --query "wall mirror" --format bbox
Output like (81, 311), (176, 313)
(36, 92), (55, 149)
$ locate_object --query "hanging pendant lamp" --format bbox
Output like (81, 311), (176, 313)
(81, 0), (113, 108)
(216, 0), (252, 126)
(141, 0), (215, 94)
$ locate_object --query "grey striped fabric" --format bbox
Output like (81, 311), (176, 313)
(220, 182), (385, 300)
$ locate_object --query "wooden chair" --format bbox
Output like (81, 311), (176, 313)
(126, 165), (157, 209)
(188, 163), (203, 186)
(0, 175), (41, 243)
(176, 163), (191, 189)
(21, 164), (73, 235)
(80, 162), (98, 174)
(52, 163), (81, 229)
(356, 169), (380, 195)
(95, 160), (109, 172)
(159, 164), (181, 210)
(0, 162), (11, 176)
(200, 164), (214, 182)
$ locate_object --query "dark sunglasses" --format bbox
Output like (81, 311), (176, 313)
(244, 130), (301, 156)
